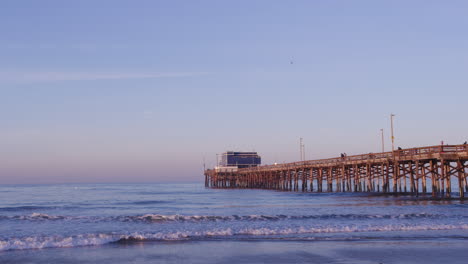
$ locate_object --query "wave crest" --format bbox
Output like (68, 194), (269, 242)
(1, 224), (468, 251)
(0, 213), (68, 221)
(0, 213), (462, 222)
(119, 213), (457, 222)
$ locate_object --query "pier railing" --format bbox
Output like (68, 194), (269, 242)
(237, 144), (468, 172)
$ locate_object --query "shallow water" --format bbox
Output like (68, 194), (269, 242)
(0, 183), (467, 263)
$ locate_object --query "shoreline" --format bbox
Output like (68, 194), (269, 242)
(1, 239), (467, 264)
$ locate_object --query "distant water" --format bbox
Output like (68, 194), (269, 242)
(0, 183), (467, 263)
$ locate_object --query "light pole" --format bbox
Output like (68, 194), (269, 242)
(390, 114), (395, 152)
(303, 143), (306, 161)
(380, 128), (385, 153)
(299, 138), (305, 161)
(299, 137), (303, 161)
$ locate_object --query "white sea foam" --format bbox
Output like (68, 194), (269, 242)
(238, 224), (468, 235)
(0, 233), (117, 251)
(1, 224), (467, 251)
(28, 213), (66, 220)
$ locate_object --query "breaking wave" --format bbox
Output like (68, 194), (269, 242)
(0, 213), (463, 222)
(1, 224), (468, 251)
(122, 213), (459, 222)
(0, 213), (72, 221)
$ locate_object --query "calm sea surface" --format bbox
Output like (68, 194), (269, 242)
(0, 183), (467, 263)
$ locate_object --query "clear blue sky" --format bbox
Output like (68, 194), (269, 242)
(1, 0), (467, 184)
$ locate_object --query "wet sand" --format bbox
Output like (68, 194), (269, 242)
(1, 239), (467, 264)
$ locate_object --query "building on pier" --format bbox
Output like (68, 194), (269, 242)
(220, 151), (261, 168)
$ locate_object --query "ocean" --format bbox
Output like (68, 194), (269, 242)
(0, 183), (467, 263)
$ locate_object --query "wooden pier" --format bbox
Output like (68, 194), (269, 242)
(204, 144), (468, 198)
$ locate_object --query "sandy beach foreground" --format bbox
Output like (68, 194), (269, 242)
(1, 239), (467, 264)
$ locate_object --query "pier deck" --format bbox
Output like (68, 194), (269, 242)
(204, 144), (468, 198)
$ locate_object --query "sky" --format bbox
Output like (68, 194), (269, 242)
(1, 0), (467, 184)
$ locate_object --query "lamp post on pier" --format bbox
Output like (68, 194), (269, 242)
(299, 137), (305, 162)
(380, 128), (385, 153)
(390, 114), (395, 152)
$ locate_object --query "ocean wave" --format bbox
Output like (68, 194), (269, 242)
(1, 224), (468, 251)
(0, 206), (58, 212)
(0, 213), (71, 221)
(236, 224), (468, 235)
(0, 233), (117, 252)
(119, 213), (463, 222)
(122, 200), (171, 205)
(22, 213), (67, 220)
(0, 213), (464, 222)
